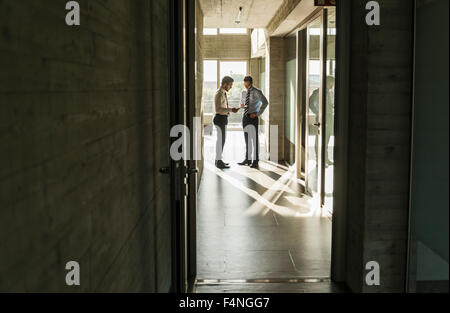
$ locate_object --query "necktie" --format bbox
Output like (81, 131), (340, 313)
(244, 89), (251, 115)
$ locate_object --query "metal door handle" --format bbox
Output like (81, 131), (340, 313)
(313, 123), (321, 127)
(187, 168), (199, 175)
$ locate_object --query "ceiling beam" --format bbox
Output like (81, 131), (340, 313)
(266, 0), (303, 35)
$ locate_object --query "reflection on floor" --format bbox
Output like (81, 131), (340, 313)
(196, 129), (342, 293)
(306, 134), (335, 214)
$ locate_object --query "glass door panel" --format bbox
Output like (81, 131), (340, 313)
(323, 8), (336, 213)
(305, 15), (323, 198)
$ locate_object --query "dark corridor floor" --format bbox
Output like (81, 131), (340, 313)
(195, 131), (342, 293)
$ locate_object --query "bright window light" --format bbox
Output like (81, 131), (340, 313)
(203, 28), (218, 35)
(309, 28), (321, 36)
(203, 60), (218, 82)
(219, 28), (247, 35)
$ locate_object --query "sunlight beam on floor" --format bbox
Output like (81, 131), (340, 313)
(205, 161), (321, 219)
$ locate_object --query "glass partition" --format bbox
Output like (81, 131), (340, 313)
(408, 0), (449, 293)
(305, 15), (323, 197)
(323, 8), (336, 213)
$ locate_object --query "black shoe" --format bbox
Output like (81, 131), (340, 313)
(238, 159), (252, 166)
(216, 160), (230, 169)
(250, 161), (259, 169)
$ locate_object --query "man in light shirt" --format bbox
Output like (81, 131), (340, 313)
(213, 76), (240, 169)
(239, 76), (269, 169)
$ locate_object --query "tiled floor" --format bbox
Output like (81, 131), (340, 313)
(196, 129), (342, 293)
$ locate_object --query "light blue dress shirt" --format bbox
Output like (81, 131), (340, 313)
(241, 87), (269, 117)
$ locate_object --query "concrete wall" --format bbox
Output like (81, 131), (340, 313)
(345, 0), (414, 293)
(267, 37), (285, 162)
(249, 58), (261, 90)
(284, 36), (297, 164)
(203, 33), (251, 60)
(0, 0), (172, 292)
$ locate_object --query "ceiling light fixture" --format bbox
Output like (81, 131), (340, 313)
(235, 7), (243, 24)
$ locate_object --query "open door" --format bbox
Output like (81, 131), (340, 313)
(168, 0), (198, 294)
(305, 12), (324, 201)
(321, 8), (336, 213)
(185, 0), (199, 293)
(304, 8), (336, 213)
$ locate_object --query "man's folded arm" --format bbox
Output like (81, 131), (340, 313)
(257, 91), (269, 116)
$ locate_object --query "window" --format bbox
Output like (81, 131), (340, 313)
(219, 28), (248, 35)
(203, 60), (218, 114)
(203, 28), (248, 35)
(219, 61), (247, 124)
(202, 60), (247, 125)
(251, 29), (266, 55)
(203, 28), (218, 35)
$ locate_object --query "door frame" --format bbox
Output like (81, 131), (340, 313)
(295, 28), (307, 181)
(168, 0), (185, 293)
(304, 10), (325, 198)
(173, 0), (352, 289)
(320, 9), (329, 208)
(169, 0), (197, 294)
(185, 0), (198, 293)
(331, 0), (351, 283)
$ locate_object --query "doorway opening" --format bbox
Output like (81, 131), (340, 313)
(303, 9), (336, 214)
(183, 0), (345, 293)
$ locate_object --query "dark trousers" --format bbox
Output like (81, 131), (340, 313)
(213, 114), (228, 161)
(243, 114), (259, 162)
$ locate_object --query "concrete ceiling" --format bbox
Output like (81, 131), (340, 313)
(199, 0), (284, 28)
(270, 0), (317, 36)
